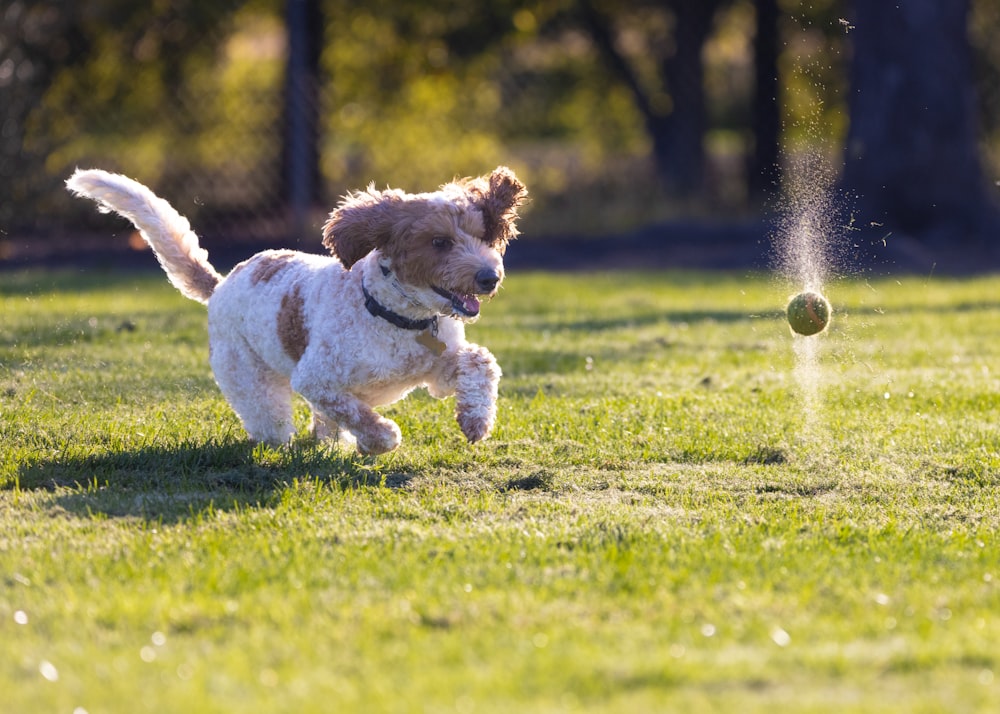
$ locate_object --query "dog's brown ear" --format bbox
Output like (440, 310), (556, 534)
(322, 186), (404, 268)
(479, 166), (528, 250)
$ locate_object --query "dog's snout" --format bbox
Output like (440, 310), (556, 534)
(475, 268), (501, 293)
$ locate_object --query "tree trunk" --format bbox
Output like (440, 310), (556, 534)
(841, 0), (998, 254)
(656, 0), (717, 195)
(749, 0), (780, 199)
(283, 0), (323, 239)
(578, 0), (720, 197)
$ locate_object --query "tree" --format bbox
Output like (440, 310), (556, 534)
(841, 0), (999, 257)
(749, 0), (780, 198)
(576, 0), (727, 196)
(284, 0), (323, 236)
(0, 2), (89, 231)
(0, 0), (253, 231)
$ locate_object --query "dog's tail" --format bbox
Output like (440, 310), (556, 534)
(66, 169), (222, 304)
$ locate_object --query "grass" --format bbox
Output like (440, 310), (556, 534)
(1, 267), (998, 713)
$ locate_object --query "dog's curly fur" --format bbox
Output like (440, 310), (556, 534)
(66, 167), (527, 454)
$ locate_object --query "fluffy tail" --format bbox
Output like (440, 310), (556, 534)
(66, 169), (222, 304)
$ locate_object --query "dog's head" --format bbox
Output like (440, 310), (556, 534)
(322, 166), (527, 320)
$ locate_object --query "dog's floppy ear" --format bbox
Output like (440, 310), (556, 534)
(478, 166), (528, 250)
(322, 186), (405, 268)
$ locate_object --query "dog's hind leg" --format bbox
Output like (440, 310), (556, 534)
(306, 404), (341, 442)
(295, 388), (401, 455)
(210, 338), (296, 445)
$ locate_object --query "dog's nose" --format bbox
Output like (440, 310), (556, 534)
(475, 268), (500, 293)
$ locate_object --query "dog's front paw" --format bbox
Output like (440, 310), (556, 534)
(355, 418), (402, 455)
(456, 400), (495, 443)
(458, 414), (493, 443)
(454, 346), (500, 444)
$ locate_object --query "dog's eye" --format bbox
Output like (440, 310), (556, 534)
(431, 236), (452, 250)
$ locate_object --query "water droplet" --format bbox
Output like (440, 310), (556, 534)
(39, 660), (59, 682)
(532, 633), (549, 648)
(151, 631), (166, 646)
(874, 593), (890, 606)
(176, 663), (195, 680)
(771, 627), (791, 647)
(13, 610), (28, 625)
(700, 623), (716, 637)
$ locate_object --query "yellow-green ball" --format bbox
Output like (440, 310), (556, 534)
(786, 291), (831, 336)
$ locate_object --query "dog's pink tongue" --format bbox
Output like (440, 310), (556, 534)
(461, 294), (481, 315)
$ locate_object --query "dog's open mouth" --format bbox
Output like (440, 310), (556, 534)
(432, 286), (481, 317)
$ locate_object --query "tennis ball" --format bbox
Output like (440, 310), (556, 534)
(786, 291), (831, 336)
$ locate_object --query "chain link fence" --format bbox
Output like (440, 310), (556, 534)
(4, 0), (1000, 264)
(0, 0), (772, 264)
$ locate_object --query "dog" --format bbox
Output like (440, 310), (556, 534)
(66, 167), (527, 454)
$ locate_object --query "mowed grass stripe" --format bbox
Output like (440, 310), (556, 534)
(1, 268), (998, 713)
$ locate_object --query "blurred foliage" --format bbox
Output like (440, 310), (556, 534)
(776, 0), (850, 152)
(2, 0), (1000, 242)
(319, 0), (650, 204)
(13, 0), (282, 215)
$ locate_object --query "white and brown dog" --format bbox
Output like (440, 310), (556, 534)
(66, 167), (527, 454)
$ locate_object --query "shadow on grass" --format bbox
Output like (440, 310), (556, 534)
(520, 296), (1000, 338)
(14, 439), (414, 523)
(525, 308), (770, 335)
(0, 268), (166, 298)
(499, 334), (771, 378)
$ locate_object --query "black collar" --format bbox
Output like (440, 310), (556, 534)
(361, 273), (437, 331)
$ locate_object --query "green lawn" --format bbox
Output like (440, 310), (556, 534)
(1, 267), (998, 713)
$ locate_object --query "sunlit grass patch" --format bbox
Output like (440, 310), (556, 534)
(1, 268), (998, 713)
